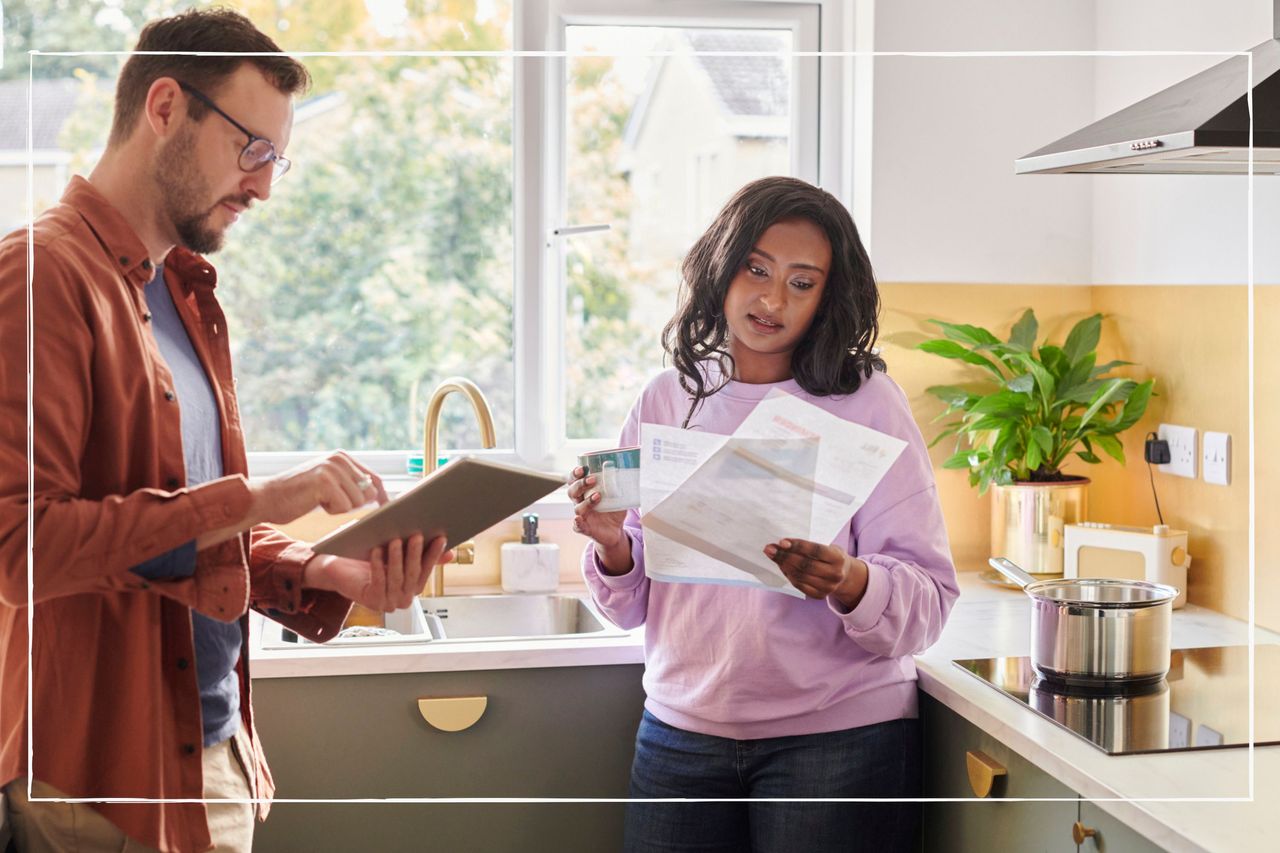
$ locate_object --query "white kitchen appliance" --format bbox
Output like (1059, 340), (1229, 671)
(1064, 522), (1189, 608)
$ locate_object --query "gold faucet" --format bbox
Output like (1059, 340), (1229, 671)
(421, 377), (497, 596)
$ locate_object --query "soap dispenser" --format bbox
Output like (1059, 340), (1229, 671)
(500, 513), (560, 593)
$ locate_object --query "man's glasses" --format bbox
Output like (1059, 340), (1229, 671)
(178, 82), (291, 183)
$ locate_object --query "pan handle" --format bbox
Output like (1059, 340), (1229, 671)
(988, 557), (1037, 589)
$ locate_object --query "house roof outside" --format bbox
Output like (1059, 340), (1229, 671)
(0, 78), (82, 152)
(621, 29), (790, 154)
(686, 30), (789, 120)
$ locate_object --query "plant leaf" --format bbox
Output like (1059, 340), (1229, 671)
(942, 450), (975, 470)
(1007, 374), (1035, 394)
(917, 339), (1004, 378)
(1094, 433), (1126, 464)
(1076, 378), (1135, 433)
(929, 320), (1001, 348)
(965, 415), (1013, 432)
(992, 423), (1022, 462)
(1009, 352), (1056, 408)
(968, 391), (1031, 417)
(926, 384), (976, 407)
(976, 341), (1032, 362)
(1056, 378), (1108, 406)
(1091, 359), (1134, 378)
(1063, 313), (1102, 365)
(1031, 425), (1054, 456)
(1056, 352), (1096, 399)
(1025, 438), (1042, 472)
(1076, 450), (1102, 464)
(1105, 379), (1155, 433)
(1038, 345), (1070, 379)
(1008, 309), (1038, 350)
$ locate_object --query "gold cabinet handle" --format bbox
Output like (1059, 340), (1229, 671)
(417, 696), (488, 732)
(965, 750), (1007, 798)
(1073, 821), (1098, 845)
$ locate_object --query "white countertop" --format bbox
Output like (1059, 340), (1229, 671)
(250, 573), (1276, 851)
(918, 572), (1278, 853)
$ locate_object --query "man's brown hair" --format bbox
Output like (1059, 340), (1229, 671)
(108, 8), (310, 147)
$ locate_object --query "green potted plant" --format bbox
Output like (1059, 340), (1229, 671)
(918, 309), (1155, 576)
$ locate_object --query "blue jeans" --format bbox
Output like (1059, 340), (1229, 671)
(624, 711), (921, 853)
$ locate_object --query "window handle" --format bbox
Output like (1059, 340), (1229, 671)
(550, 223), (611, 238)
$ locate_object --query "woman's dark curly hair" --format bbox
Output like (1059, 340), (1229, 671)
(662, 176), (886, 427)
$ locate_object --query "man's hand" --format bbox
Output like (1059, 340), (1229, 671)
(765, 538), (869, 610)
(248, 451), (387, 525)
(302, 534), (454, 611)
(197, 450), (386, 550)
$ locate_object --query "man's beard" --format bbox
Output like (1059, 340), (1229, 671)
(153, 126), (240, 255)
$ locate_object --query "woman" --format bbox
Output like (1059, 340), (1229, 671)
(567, 176), (959, 853)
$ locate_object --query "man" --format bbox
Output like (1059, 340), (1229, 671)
(0, 10), (449, 852)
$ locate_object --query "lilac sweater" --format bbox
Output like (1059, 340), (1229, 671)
(582, 367), (959, 740)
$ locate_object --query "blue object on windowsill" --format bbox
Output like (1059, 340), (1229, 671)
(406, 454), (450, 476)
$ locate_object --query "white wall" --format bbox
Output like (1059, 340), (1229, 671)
(864, 0), (1279, 285)
(1091, 0), (1280, 285)
(867, 0), (1096, 284)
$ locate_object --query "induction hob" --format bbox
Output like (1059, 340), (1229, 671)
(953, 644), (1280, 755)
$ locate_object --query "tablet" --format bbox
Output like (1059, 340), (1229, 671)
(312, 456), (565, 560)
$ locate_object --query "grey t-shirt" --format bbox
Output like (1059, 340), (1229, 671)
(142, 265), (242, 748)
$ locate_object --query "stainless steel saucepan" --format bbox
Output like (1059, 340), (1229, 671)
(989, 557), (1179, 685)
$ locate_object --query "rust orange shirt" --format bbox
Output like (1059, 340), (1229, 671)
(0, 177), (353, 852)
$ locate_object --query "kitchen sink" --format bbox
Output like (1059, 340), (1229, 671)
(258, 593), (625, 649)
(420, 593), (621, 642)
(262, 603), (431, 649)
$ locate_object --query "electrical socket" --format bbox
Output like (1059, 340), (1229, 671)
(1157, 423), (1197, 479)
(1203, 431), (1231, 485)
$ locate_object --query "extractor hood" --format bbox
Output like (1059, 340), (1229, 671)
(1016, 1), (1280, 175)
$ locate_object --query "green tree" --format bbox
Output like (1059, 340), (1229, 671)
(563, 52), (665, 439)
(2, 0), (181, 81)
(216, 49), (515, 452)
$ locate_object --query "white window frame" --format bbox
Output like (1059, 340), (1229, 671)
(248, 0), (855, 480)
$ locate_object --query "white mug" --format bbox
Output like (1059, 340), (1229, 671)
(578, 446), (641, 512)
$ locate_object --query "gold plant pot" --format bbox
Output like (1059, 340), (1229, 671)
(990, 478), (1089, 577)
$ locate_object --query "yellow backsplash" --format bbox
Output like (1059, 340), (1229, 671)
(881, 282), (1275, 631)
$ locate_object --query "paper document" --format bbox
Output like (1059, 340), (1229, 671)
(640, 389), (908, 596)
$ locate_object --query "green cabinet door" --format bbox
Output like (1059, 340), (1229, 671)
(251, 663), (646, 852)
(921, 694), (1081, 853)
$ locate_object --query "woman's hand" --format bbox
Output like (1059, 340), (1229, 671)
(765, 538), (869, 610)
(303, 534), (453, 611)
(567, 465), (632, 575)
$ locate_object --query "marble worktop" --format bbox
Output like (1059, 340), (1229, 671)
(918, 572), (1278, 853)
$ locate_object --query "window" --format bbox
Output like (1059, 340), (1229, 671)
(559, 24), (797, 440)
(9, 0), (847, 477)
(520, 0), (831, 462)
